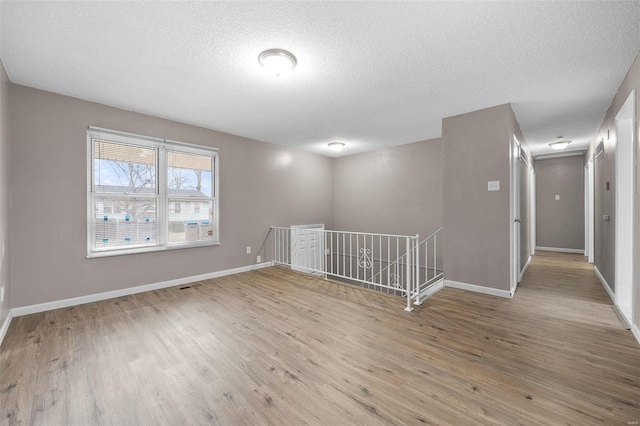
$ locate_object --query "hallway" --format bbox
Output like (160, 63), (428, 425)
(482, 250), (640, 422)
(418, 249), (640, 423)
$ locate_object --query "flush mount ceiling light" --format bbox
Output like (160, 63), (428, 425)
(258, 49), (297, 77)
(328, 142), (345, 152)
(549, 140), (572, 150)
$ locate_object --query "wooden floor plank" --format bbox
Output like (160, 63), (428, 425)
(1, 251), (639, 425)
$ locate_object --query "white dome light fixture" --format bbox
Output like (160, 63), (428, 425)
(328, 142), (345, 152)
(258, 49), (297, 77)
(549, 136), (571, 150)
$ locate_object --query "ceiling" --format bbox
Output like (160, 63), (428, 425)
(2, 2), (640, 157)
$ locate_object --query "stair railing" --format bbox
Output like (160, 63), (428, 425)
(270, 226), (443, 311)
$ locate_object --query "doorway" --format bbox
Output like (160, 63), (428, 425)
(614, 90), (636, 325)
(511, 136), (521, 294)
(530, 167), (536, 256)
(585, 158), (595, 264)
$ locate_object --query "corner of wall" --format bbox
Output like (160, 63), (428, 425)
(0, 57), (11, 328)
(442, 104), (513, 292)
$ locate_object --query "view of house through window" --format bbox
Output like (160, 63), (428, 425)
(88, 129), (219, 256)
(167, 150), (215, 244)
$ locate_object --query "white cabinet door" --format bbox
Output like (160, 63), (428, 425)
(291, 224), (324, 276)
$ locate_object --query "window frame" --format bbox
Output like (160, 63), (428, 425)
(87, 127), (220, 258)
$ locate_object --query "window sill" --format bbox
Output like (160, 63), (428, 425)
(86, 241), (221, 259)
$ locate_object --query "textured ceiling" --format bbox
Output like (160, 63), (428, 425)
(2, 1), (640, 157)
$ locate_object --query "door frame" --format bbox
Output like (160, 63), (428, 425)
(530, 166), (536, 256)
(585, 157), (595, 263)
(614, 90), (636, 324)
(588, 157), (595, 264)
(510, 135), (521, 295)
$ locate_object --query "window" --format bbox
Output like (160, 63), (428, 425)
(88, 128), (219, 257)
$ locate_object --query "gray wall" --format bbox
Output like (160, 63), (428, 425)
(443, 104), (514, 292)
(587, 51), (640, 331)
(535, 156), (585, 251)
(9, 85), (334, 307)
(333, 138), (443, 238)
(0, 60), (10, 326)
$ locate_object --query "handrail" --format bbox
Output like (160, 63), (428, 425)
(269, 226), (443, 311)
(411, 228), (444, 305)
(270, 226), (418, 239)
(423, 227), (444, 241)
(369, 228), (442, 283)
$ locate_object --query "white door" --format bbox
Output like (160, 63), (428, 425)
(511, 136), (521, 294)
(291, 224), (325, 276)
(585, 158), (595, 263)
(530, 167), (536, 255)
(588, 158), (595, 264)
(585, 164), (589, 258)
(614, 90), (636, 324)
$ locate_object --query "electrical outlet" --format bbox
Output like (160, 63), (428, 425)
(555, 195), (560, 200)
(1, 286), (4, 303)
(256, 255), (261, 263)
(488, 181), (500, 191)
(246, 246), (251, 254)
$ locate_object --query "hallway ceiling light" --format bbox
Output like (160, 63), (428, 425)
(328, 142), (345, 151)
(258, 49), (297, 77)
(549, 140), (572, 150)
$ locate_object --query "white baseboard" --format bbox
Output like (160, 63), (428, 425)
(0, 310), (13, 349)
(632, 323), (640, 346)
(444, 279), (512, 299)
(536, 246), (584, 254)
(11, 262), (273, 318)
(593, 265), (615, 303)
(414, 279), (444, 305)
(519, 255), (532, 282)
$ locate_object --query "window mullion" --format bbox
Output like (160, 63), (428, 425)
(158, 146), (167, 247)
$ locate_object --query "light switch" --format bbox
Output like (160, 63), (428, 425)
(488, 181), (500, 191)
(555, 195), (560, 200)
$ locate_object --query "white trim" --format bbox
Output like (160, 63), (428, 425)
(587, 158), (595, 263)
(614, 89), (636, 328)
(444, 279), (512, 299)
(519, 255), (532, 282)
(86, 240), (221, 258)
(532, 149), (587, 160)
(530, 167), (536, 255)
(584, 163), (589, 258)
(414, 278), (444, 305)
(510, 135), (520, 294)
(594, 265), (615, 303)
(88, 126), (220, 153)
(0, 310), (13, 348)
(632, 323), (640, 346)
(11, 262), (273, 317)
(616, 305), (633, 329)
(535, 246), (584, 254)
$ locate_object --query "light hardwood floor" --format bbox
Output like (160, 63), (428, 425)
(1, 252), (639, 425)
